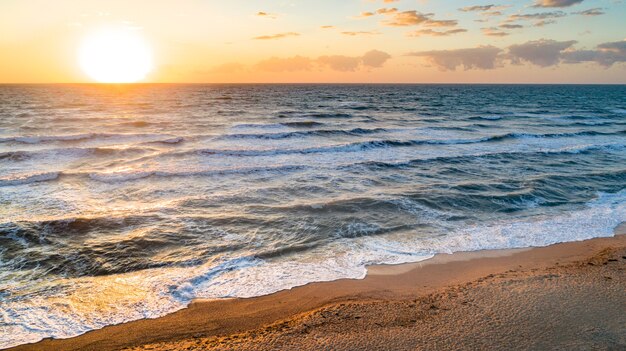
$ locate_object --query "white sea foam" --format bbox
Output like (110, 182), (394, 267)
(29, 141), (621, 186)
(1, 190), (624, 349)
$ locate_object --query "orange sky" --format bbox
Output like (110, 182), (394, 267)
(1, 0), (625, 83)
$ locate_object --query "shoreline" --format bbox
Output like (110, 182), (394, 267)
(7, 225), (626, 351)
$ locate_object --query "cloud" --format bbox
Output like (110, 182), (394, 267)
(341, 31), (381, 36)
(460, 5), (496, 12)
(254, 50), (392, 72)
(317, 55), (362, 71)
(377, 7), (398, 14)
(482, 27), (510, 36)
(379, 9), (461, 29)
(407, 39), (626, 71)
(508, 11), (566, 21)
(424, 19), (458, 27)
(483, 11), (504, 17)
(321, 25), (335, 29)
(574, 8), (604, 16)
(506, 11), (565, 26)
(406, 46), (503, 71)
(318, 50), (392, 71)
(533, 0), (584, 8)
(499, 24), (524, 29)
(598, 41), (626, 53)
(534, 19), (557, 26)
(362, 50), (392, 67)
(253, 32), (300, 40)
(508, 39), (577, 66)
(459, 4), (510, 16)
(255, 56), (314, 72)
(256, 12), (277, 19)
(359, 6), (460, 30)
(382, 10), (432, 26)
(356, 11), (376, 18)
(562, 40), (626, 67)
(351, 6), (397, 19)
(407, 28), (467, 37)
(474, 12), (505, 22)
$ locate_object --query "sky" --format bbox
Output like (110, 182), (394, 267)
(1, 0), (625, 83)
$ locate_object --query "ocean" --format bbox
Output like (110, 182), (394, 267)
(1, 84), (625, 348)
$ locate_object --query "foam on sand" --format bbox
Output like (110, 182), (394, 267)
(1, 190), (624, 349)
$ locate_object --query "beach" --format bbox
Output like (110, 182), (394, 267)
(7, 225), (625, 351)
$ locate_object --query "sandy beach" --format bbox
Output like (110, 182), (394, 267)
(7, 225), (625, 351)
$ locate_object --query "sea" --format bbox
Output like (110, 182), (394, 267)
(1, 84), (625, 348)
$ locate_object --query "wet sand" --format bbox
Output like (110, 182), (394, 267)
(7, 226), (626, 351)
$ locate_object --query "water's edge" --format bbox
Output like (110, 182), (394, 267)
(7, 224), (625, 351)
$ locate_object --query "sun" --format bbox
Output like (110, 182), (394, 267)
(78, 27), (153, 83)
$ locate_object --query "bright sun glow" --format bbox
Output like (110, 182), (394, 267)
(79, 27), (153, 83)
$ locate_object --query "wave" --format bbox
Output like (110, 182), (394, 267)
(5, 187), (621, 349)
(352, 143), (626, 170)
(0, 172), (60, 187)
(0, 133), (99, 144)
(230, 123), (286, 130)
(87, 164), (308, 183)
(144, 136), (185, 145)
(281, 121), (325, 128)
(189, 140), (419, 157)
(197, 130), (626, 157)
(3, 142), (623, 187)
(0, 133), (181, 145)
(487, 130), (626, 142)
(276, 111), (354, 119)
(0, 216), (235, 278)
(426, 126), (477, 132)
(228, 121), (337, 132)
(567, 121), (626, 127)
(0, 150), (29, 161)
(0, 146), (156, 162)
(467, 115), (504, 121)
(219, 127), (387, 140)
(112, 120), (173, 128)
(0, 165), (308, 186)
(23, 128), (626, 151)
(308, 112), (355, 118)
(44, 144), (626, 185)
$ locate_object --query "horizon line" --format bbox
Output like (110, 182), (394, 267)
(1, 82), (625, 85)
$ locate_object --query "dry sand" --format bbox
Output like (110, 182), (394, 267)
(7, 227), (626, 351)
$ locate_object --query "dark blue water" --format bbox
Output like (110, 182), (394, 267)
(1, 84), (625, 347)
